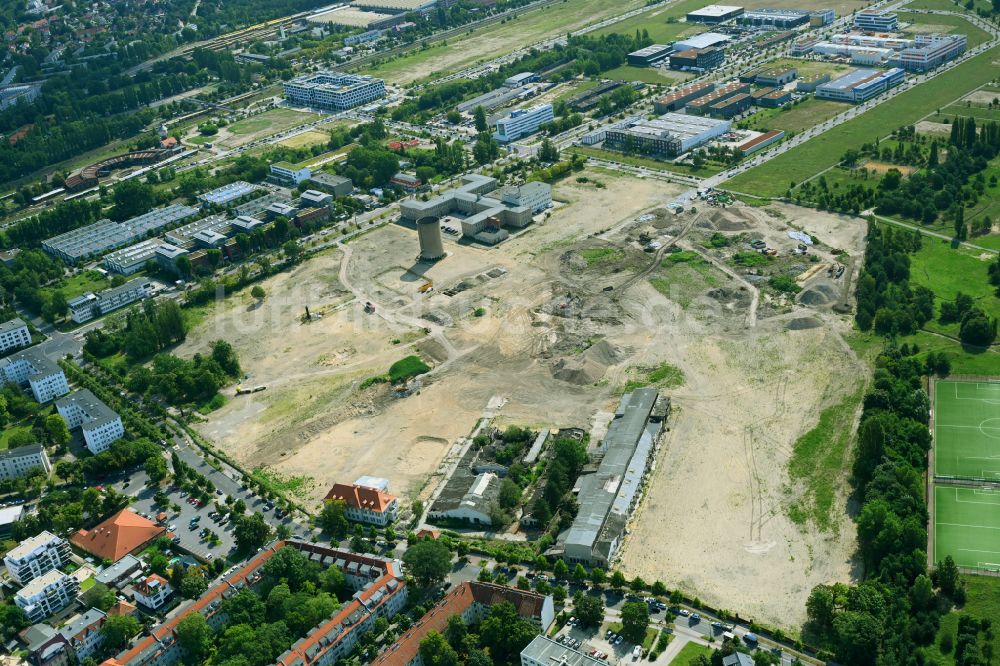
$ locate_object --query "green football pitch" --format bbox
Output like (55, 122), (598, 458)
(934, 379), (1000, 479)
(935, 485), (1000, 569)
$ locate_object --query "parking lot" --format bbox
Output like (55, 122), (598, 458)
(107, 436), (308, 563)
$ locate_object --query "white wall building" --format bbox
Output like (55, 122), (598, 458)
(3, 531), (70, 585)
(14, 570), (80, 622)
(133, 574), (172, 610)
(68, 278), (152, 324)
(55, 389), (125, 454)
(2, 348), (70, 403)
(854, 8), (898, 31)
(0, 318), (31, 354)
(270, 162), (312, 185)
(284, 72), (386, 110)
(495, 182), (552, 213)
(494, 104), (554, 143)
(0, 444), (51, 482)
(59, 608), (107, 661)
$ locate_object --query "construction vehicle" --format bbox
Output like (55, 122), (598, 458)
(419, 282), (434, 293)
(363, 301), (376, 314)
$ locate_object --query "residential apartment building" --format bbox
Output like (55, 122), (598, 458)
(325, 482), (400, 526)
(69, 278), (152, 324)
(2, 348), (70, 403)
(373, 582), (553, 666)
(0, 444), (52, 481)
(59, 609), (107, 661)
(133, 574), (172, 610)
(15, 570), (81, 622)
(854, 9), (898, 31)
(3, 531), (70, 585)
(101, 541), (408, 666)
(284, 72), (386, 110)
(0, 317), (31, 354)
(55, 389), (125, 454)
(494, 104), (554, 143)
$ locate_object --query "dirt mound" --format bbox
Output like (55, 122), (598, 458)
(708, 287), (752, 309)
(786, 316), (822, 330)
(708, 209), (753, 231)
(550, 339), (624, 385)
(798, 283), (838, 306)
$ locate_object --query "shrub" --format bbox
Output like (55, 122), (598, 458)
(733, 251), (772, 267)
(388, 355), (430, 383)
(768, 274), (801, 294)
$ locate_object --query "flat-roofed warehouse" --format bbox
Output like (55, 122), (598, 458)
(307, 7), (390, 27)
(686, 4), (744, 23)
(350, 0), (436, 12)
(627, 44), (673, 67)
(739, 8), (810, 28)
(604, 113), (731, 157)
(673, 32), (731, 52)
(554, 388), (669, 568)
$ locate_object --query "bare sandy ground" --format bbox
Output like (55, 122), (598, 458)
(618, 203), (868, 629)
(182, 173), (676, 505)
(181, 172), (866, 628)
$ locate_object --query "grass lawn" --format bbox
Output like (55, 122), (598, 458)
(787, 386), (864, 532)
(0, 425), (33, 450)
(79, 576), (96, 592)
(568, 145), (725, 176)
(926, 576), (1000, 665)
(580, 247), (626, 266)
(601, 65), (689, 85)
(669, 641), (714, 664)
(649, 254), (726, 308)
(278, 130), (331, 150)
(939, 105), (1000, 123)
(742, 98), (850, 135)
(226, 108), (321, 137)
(766, 57), (854, 80)
(45, 270), (110, 302)
(725, 45), (1000, 197)
(898, 11), (993, 48)
(906, 235), (1000, 326)
(592, 0), (708, 43)
(554, 80), (600, 103)
(906, 0), (989, 12)
(365, 0), (648, 84)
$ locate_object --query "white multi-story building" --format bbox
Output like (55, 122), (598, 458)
(854, 8), (899, 31)
(133, 574), (172, 610)
(495, 182), (552, 214)
(68, 278), (152, 324)
(3, 531), (70, 585)
(893, 34), (967, 72)
(494, 104), (554, 143)
(0, 318), (31, 354)
(284, 72), (386, 110)
(2, 348), (70, 403)
(55, 389), (125, 454)
(14, 569), (80, 622)
(0, 444), (51, 481)
(270, 162), (312, 185)
(324, 482), (400, 526)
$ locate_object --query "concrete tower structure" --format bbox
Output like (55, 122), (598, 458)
(417, 216), (445, 261)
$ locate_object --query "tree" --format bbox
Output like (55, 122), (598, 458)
(806, 585), (836, 633)
(590, 567), (606, 587)
(620, 601), (649, 645)
(101, 614), (140, 651)
(180, 573), (209, 599)
(498, 478), (521, 509)
(318, 500), (349, 538)
(80, 582), (117, 612)
(111, 179), (156, 221)
(419, 630), (459, 666)
(175, 613), (212, 663)
(937, 555), (961, 598)
(630, 576), (647, 592)
(573, 563), (588, 584)
(44, 414), (70, 447)
(574, 594), (604, 627)
(283, 240), (302, 263)
(959, 308), (997, 346)
(553, 559), (569, 580)
(473, 106), (488, 133)
(610, 570), (627, 591)
(651, 581), (668, 597)
(235, 512), (273, 552)
(444, 614), (467, 650)
(539, 138), (560, 163)
(145, 455), (168, 484)
(251, 285), (266, 300)
(0, 605), (29, 641)
(320, 565), (347, 599)
(403, 539), (452, 588)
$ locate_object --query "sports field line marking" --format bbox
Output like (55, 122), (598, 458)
(954, 493), (1000, 505)
(937, 424), (1000, 429)
(959, 548), (1000, 555)
(938, 522), (1000, 530)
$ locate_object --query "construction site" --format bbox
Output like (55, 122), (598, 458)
(179, 170), (867, 628)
